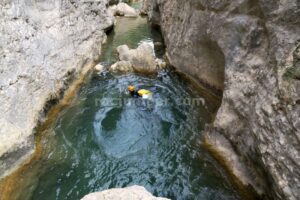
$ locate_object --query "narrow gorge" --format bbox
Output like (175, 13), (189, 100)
(0, 0), (299, 200)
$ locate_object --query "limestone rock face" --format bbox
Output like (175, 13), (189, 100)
(110, 42), (165, 73)
(144, 0), (300, 199)
(0, 0), (114, 179)
(81, 185), (170, 200)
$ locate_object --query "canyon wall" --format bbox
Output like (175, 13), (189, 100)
(0, 0), (114, 179)
(144, 0), (300, 199)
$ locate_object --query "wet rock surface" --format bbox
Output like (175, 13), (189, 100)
(0, 0), (114, 179)
(144, 0), (300, 199)
(81, 186), (170, 200)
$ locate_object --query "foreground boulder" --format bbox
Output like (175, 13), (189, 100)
(109, 2), (138, 17)
(144, 0), (300, 199)
(81, 185), (170, 200)
(109, 42), (166, 73)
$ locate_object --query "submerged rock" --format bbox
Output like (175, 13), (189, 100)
(0, 0), (114, 179)
(81, 185), (170, 200)
(144, 0), (300, 199)
(109, 42), (166, 73)
(109, 2), (138, 17)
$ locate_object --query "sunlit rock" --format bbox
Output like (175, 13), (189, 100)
(94, 64), (105, 72)
(108, 5), (118, 16)
(110, 61), (133, 72)
(110, 42), (166, 73)
(117, 42), (157, 73)
(109, 2), (138, 17)
(81, 186), (170, 200)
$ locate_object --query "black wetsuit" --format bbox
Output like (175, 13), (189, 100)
(130, 90), (140, 98)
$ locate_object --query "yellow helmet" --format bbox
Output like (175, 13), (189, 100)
(128, 85), (135, 92)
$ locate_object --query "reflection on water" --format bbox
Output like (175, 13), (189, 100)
(0, 4), (242, 200)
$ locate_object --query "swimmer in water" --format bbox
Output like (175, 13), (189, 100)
(127, 85), (152, 99)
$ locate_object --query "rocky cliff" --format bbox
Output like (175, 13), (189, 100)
(0, 0), (114, 179)
(144, 0), (300, 199)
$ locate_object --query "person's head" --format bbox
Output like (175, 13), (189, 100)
(128, 85), (135, 92)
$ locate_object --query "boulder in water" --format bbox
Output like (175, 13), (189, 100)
(94, 64), (105, 72)
(117, 2), (138, 17)
(116, 42), (159, 73)
(81, 185), (169, 200)
(109, 42), (167, 73)
(109, 61), (133, 72)
(108, 5), (118, 16)
(109, 2), (138, 17)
